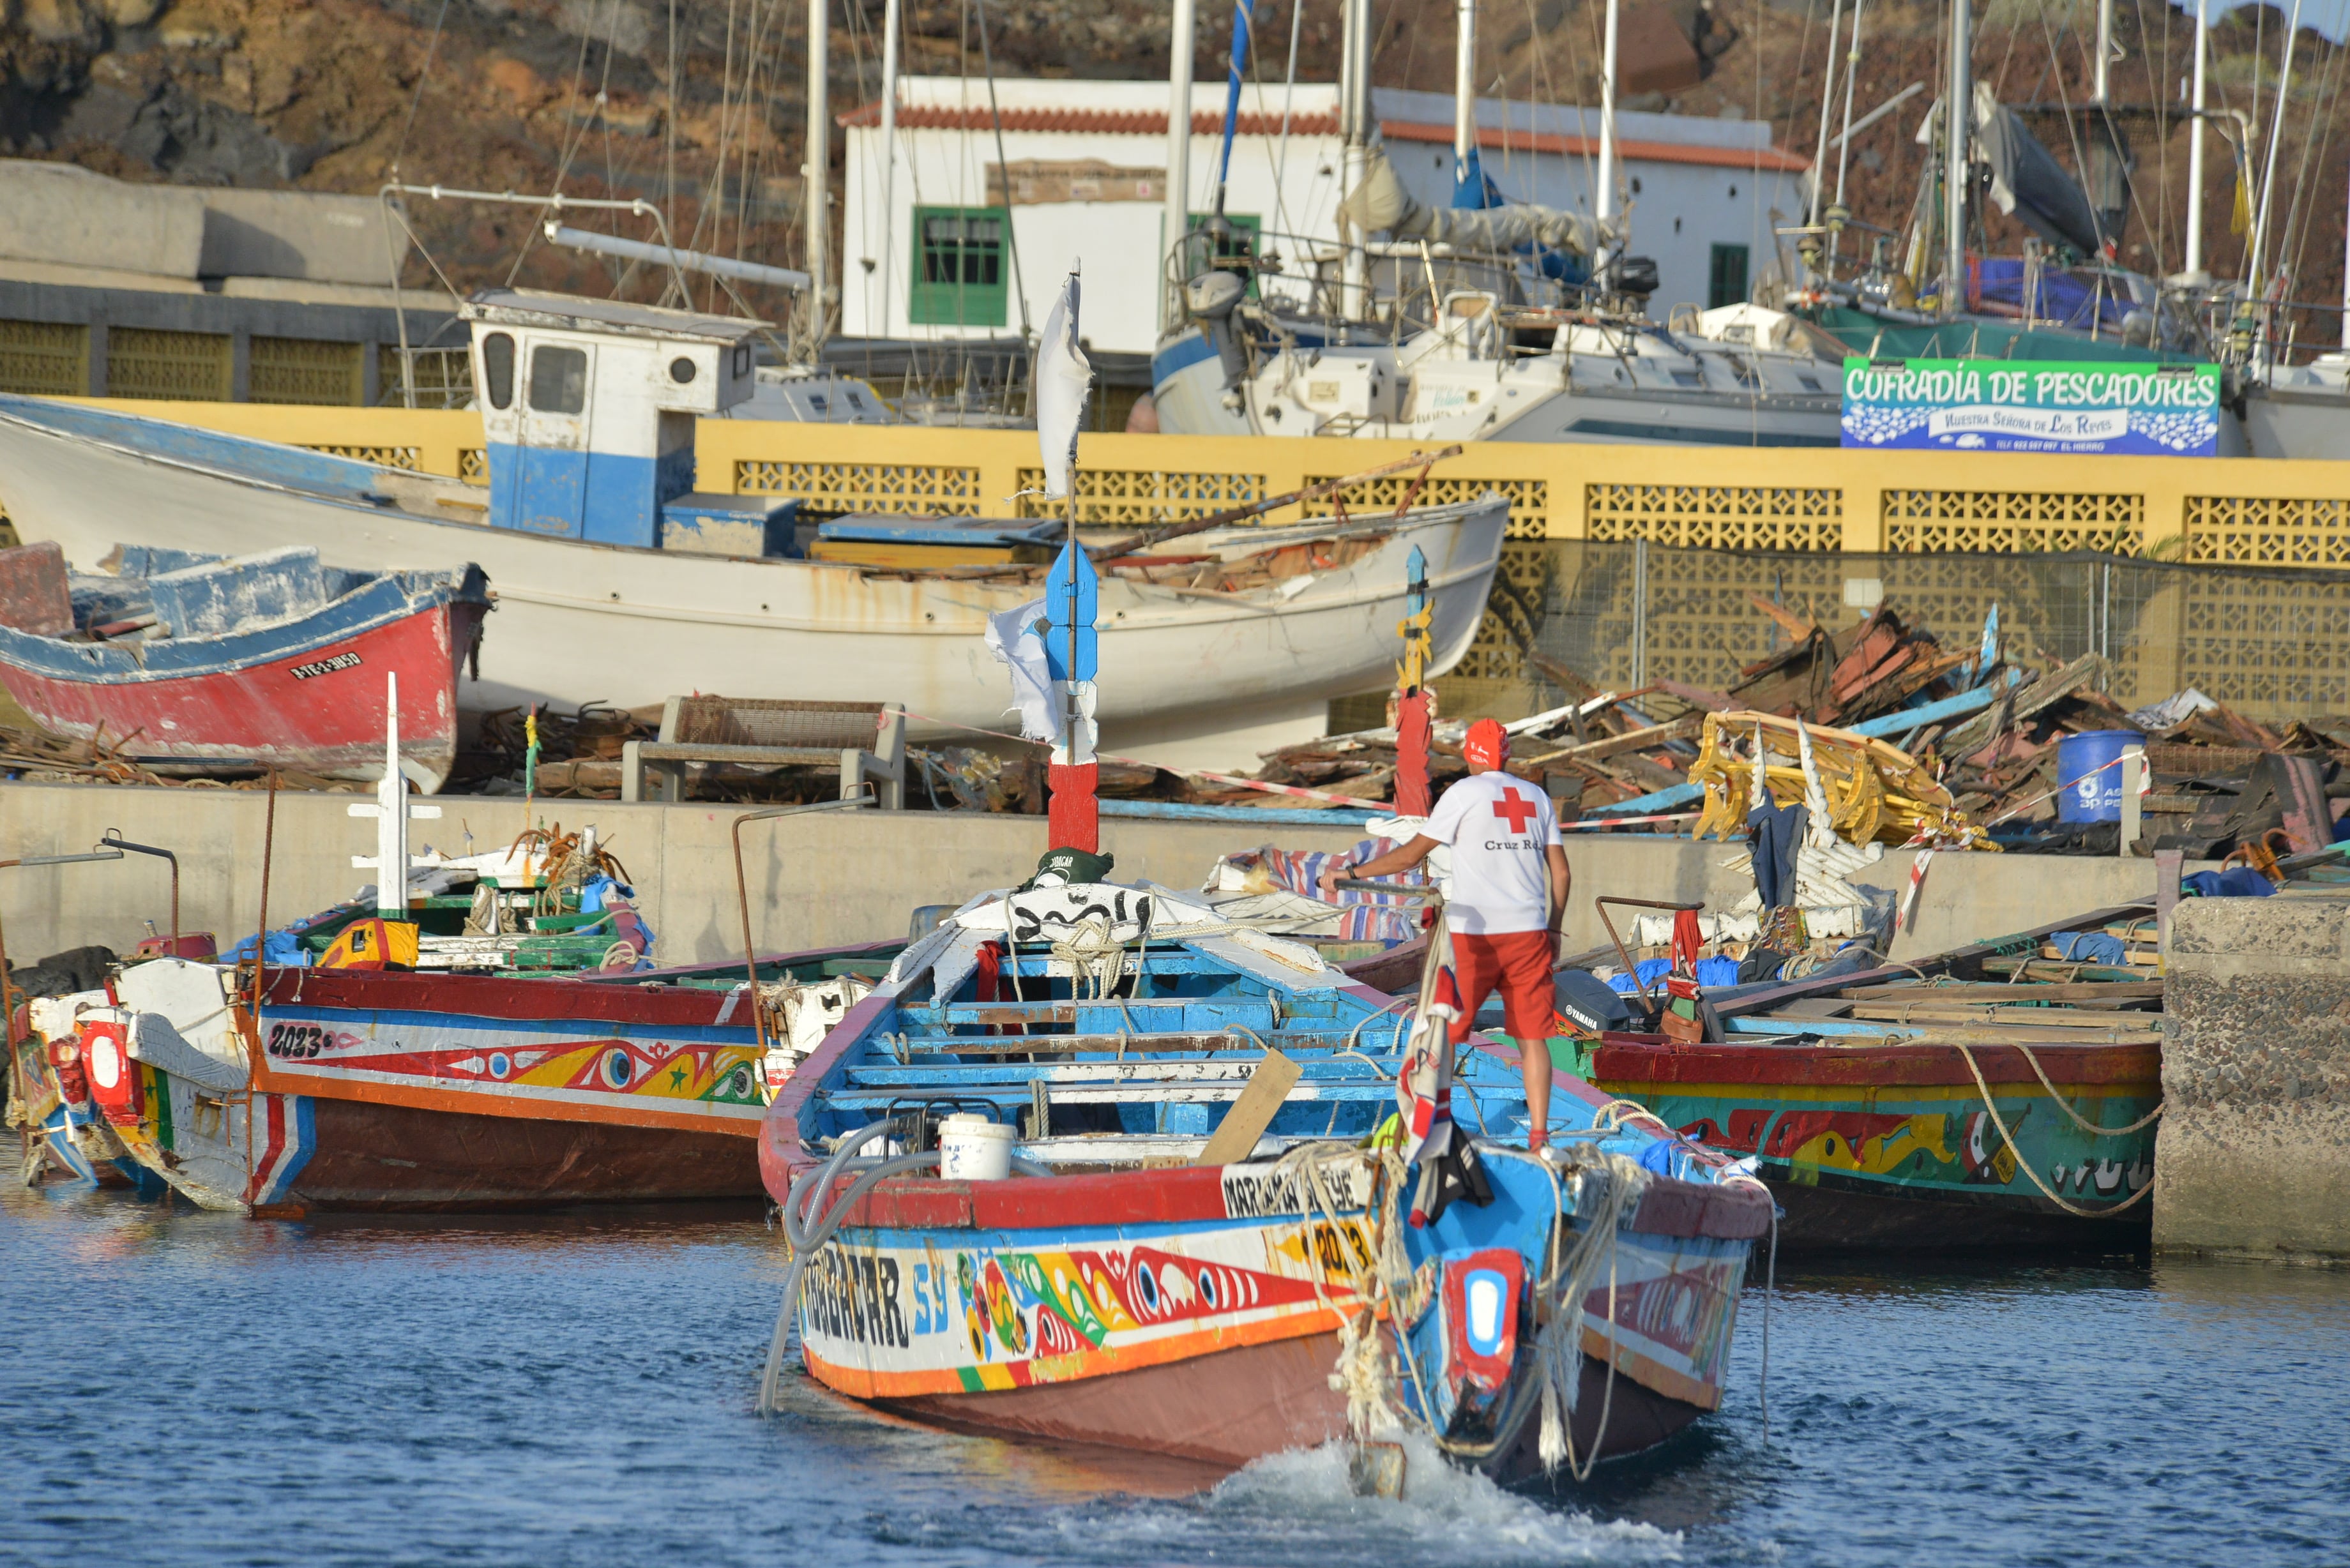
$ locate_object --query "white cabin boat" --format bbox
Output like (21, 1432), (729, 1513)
(0, 290), (1506, 767)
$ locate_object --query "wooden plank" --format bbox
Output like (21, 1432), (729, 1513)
(1195, 1048), (1304, 1166)
(1729, 1016), (2163, 1045)
(1837, 981), (2166, 1003)
(1519, 714), (1702, 767)
(1769, 998), (1855, 1020)
(881, 1031), (1293, 1057)
(1844, 1003), (2161, 1030)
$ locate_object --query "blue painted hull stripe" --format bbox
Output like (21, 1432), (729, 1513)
(1150, 330), (1217, 388)
(0, 573), (476, 684)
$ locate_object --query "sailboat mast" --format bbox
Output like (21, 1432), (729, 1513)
(1807, 0), (1846, 232)
(2340, 162), (2350, 347)
(2093, 0), (2112, 102)
(1833, 0), (1867, 218)
(806, 0), (830, 352)
(877, 0), (902, 337)
(1165, 0), (1197, 329)
(1454, 0), (1477, 201)
(1340, 0), (1371, 317)
(1941, 0), (1969, 311)
(1596, 0), (1620, 266)
(2185, 0), (2207, 276)
(1215, 0), (1257, 218)
(2250, 0), (2305, 303)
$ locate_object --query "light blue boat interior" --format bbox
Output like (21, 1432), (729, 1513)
(796, 901), (1706, 1172)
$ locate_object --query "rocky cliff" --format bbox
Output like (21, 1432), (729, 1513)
(2, 0), (2345, 343)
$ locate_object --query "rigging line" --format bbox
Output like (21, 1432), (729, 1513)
(2024, 0), (2111, 259)
(1265, 0), (1305, 243)
(969, 0), (1033, 337)
(1782, 0), (1822, 172)
(689, 0), (745, 259)
(2275, 25), (2350, 352)
(2099, 8), (2175, 280)
(2135, 0), (2172, 273)
(666, 0), (679, 237)
(389, 0), (453, 180)
(728, 0), (791, 296)
(506, 0), (607, 287)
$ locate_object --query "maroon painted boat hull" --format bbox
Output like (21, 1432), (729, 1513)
(869, 1331), (1702, 1481)
(283, 1094), (761, 1212)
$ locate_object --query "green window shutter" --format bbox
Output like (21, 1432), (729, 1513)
(1708, 244), (1750, 310)
(909, 207), (1010, 327)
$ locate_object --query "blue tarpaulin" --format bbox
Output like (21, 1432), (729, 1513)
(2181, 868), (2278, 898)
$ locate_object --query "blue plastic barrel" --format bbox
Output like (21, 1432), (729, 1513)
(2056, 730), (2146, 823)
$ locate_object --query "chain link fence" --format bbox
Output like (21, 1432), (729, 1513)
(1461, 541), (2350, 723)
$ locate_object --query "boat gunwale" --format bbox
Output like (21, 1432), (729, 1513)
(0, 569), (480, 684)
(759, 923), (1775, 1244)
(1591, 1034), (2165, 1089)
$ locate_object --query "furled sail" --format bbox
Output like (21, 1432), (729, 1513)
(1970, 82), (2104, 259)
(1337, 150), (1618, 255)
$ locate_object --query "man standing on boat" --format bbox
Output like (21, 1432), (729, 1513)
(1319, 718), (1572, 1152)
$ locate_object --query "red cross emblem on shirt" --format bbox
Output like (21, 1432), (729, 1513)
(1492, 786), (1537, 834)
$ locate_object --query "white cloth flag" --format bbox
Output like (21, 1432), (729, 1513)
(1035, 264), (1093, 499)
(985, 597), (1059, 742)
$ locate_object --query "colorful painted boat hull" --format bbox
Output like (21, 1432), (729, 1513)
(238, 966), (768, 1209)
(783, 1158), (1755, 1476)
(764, 901), (1775, 1482)
(54, 958), (778, 1212)
(0, 568), (487, 790)
(1591, 1036), (2161, 1249)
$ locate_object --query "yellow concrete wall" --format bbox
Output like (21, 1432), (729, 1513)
(64, 396), (2350, 562)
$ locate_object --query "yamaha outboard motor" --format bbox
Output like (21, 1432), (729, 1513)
(1183, 269), (1250, 409)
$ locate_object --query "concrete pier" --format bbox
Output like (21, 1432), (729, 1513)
(2160, 894), (2350, 1264)
(1, 780), (2185, 967)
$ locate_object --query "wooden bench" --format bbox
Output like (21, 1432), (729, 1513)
(619, 696), (905, 808)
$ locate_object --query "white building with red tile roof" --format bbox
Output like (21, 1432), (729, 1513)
(840, 77), (1807, 355)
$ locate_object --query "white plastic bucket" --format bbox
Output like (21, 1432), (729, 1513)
(939, 1114), (1016, 1181)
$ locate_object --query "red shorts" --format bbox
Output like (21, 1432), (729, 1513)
(1447, 929), (1556, 1047)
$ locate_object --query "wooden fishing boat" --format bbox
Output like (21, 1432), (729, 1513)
(1568, 901), (2165, 1250)
(757, 880), (1773, 1484)
(0, 541), (486, 790)
(19, 931), (900, 1215)
(0, 291), (1507, 764)
(1586, 1036), (2160, 1249)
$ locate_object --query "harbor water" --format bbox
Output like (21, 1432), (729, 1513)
(4, 1180), (2342, 1567)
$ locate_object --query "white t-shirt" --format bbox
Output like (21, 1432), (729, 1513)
(1421, 772), (1563, 934)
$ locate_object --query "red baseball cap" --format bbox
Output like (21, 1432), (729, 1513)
(1463, 717), (1510, 771)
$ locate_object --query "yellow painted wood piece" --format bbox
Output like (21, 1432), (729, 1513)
(1195, 1048), (1304, 1166)
(805, 539), (1019, 568)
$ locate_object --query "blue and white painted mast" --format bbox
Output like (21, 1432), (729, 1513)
(1035, 262), (1100, 852)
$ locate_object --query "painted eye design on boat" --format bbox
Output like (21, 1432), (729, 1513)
(488, 1053), (511, 1080)
(1132, 1263), (1160, 1315)
(605, 1050), (633, 1087)
(1195, 1270), (1218, 1309)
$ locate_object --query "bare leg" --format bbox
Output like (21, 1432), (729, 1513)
(1519, 1035), (1552, 1144)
